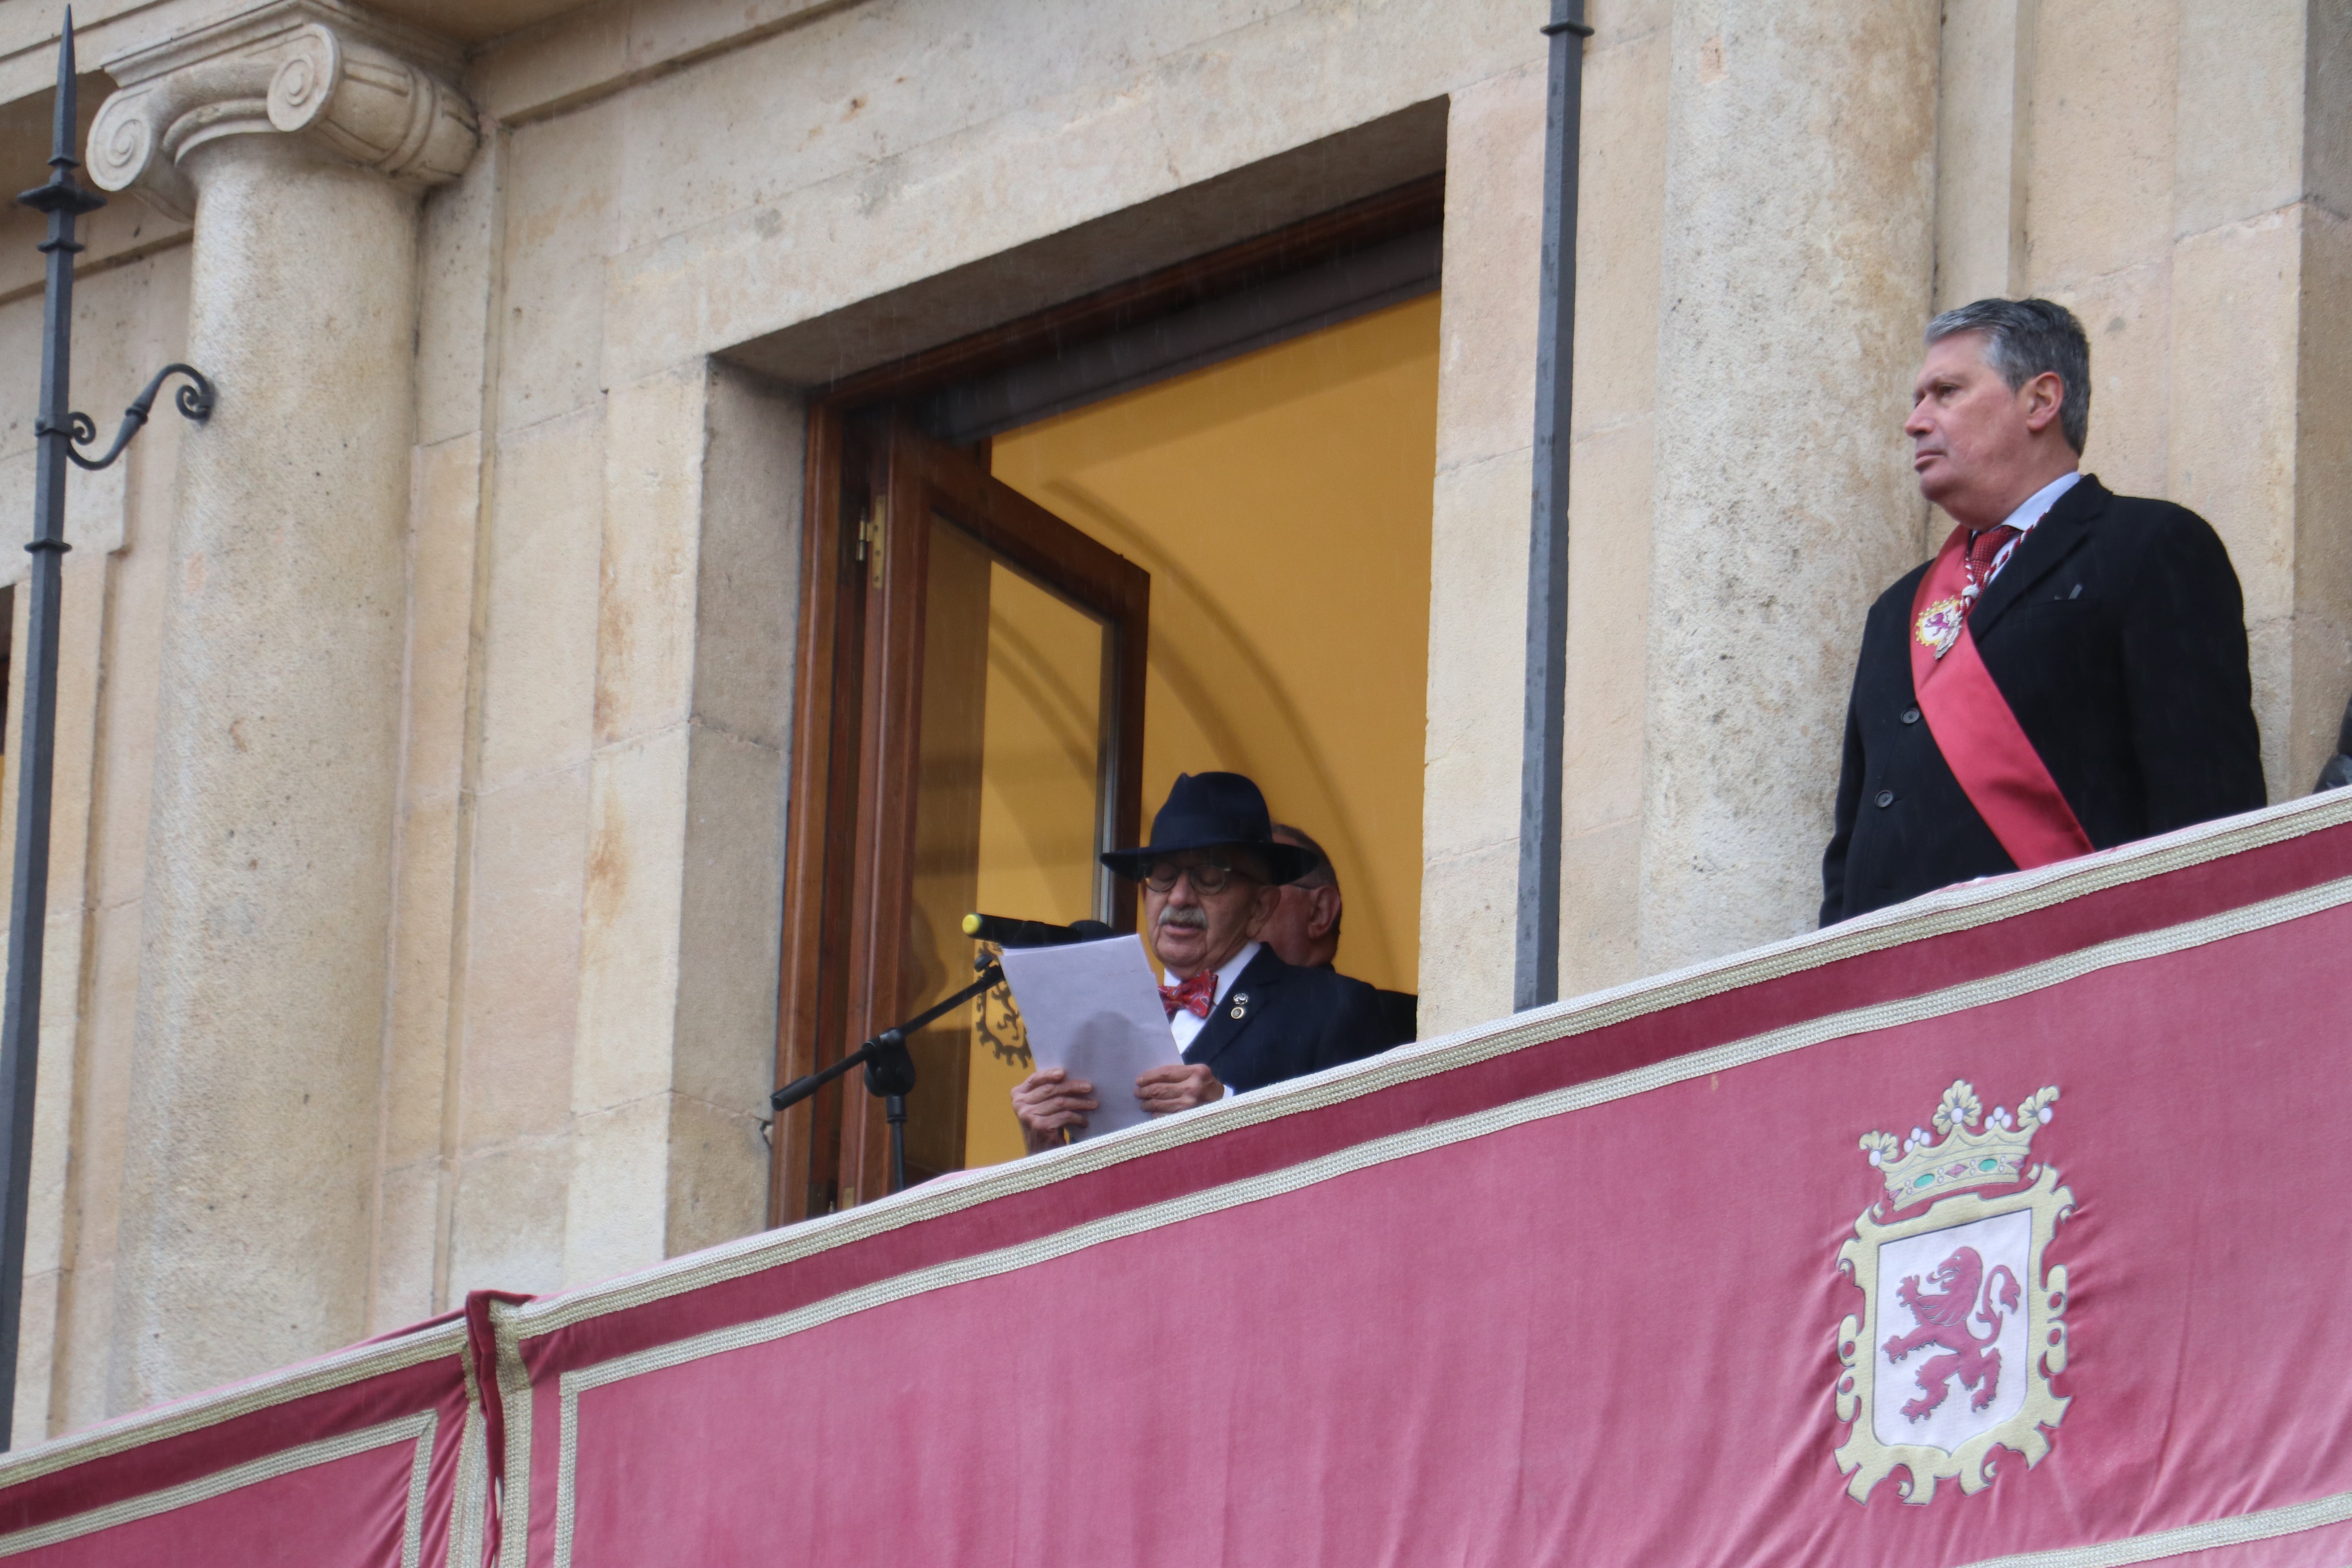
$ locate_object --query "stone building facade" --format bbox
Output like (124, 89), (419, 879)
(0, 0), (2339, 1440)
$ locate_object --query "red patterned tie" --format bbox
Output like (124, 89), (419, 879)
(1965, 524), (2022, 596)
(1159, 970), (1216, 1020)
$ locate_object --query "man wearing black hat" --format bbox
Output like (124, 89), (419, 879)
(1011, 772), (1392, 1153)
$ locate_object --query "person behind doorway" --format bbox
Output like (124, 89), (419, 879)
(1264, 822), (1417, 1047)
(1010, 773), (1388, 1152)
(1820, 297), (2265, 926)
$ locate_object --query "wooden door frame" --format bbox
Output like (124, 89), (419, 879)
(771, 419), (1150, 1222)
(768, 173), (1443, 1225)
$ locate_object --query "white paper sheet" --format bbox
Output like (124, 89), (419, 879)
(998, 935), (1179, 1142)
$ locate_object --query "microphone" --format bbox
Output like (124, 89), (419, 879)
(961, 913), (1115, 949)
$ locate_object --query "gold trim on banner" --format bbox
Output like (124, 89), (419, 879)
(0, 1318), (466, 1492)
(1951, 1487), (2352, 1568)
(493, 1297), (534, 1568)
(446, 1404), (487, 1568)
(540, 870), (2352, 1567)
(0, 1410), (437, 1560)
(507, 789), (2352, 1347)
(447, 1339), (489, 1568)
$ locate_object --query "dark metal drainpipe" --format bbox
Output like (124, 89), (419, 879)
(1515, 0), (1592, 1012)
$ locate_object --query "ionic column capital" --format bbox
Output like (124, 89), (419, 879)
(89, 0), (477, 220)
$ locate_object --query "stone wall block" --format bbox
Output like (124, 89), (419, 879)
(1558, 819), (1641, 998)
(1573, 22), (1671, 433)
(384, 794), (459, 1165)
(572, 728), (691, 1118)
(2291, 199), (2352, 787)
(407, 434), (485, 804)
(560, 1093), (668, 1287)
(1415, 839), (1517, 1039)
(51, 898), (141, 1433)
(595, 366), (708, 746)
(692, 364), (802, 751)
(461, 767), (590, 1147)
(1421, 447), (1534, 1030)
(1563, 419), (1654, 836)
(479, 406), (604, 788)
(498, 105), (616, 431)
(2047, 262), (2170, 501)
(671, 725), (785, 1112)
(1424, 450), (1534, 861)
(2169, 209), (2303, 798)
(447, 1134), (568, 1299)
(1933, 0), (2034, 307)
(1430, 63), (1544, 474)
(2174, 0), (2308, 238)
(417, 136), (502, 448)
(2168, 213), (2301, 613)
(596, 0), (1532, 387)
(2026, 0), (2177, 289)
(1639, 0), (1938, 969)
(369, 1157), (440, 1331)
(661, 1091), (766, 1261)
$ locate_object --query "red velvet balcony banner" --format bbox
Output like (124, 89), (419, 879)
(11, 791), (2352, 1566)
(480, 790), (2352, 1568)
(0, 1314), (483, 1565)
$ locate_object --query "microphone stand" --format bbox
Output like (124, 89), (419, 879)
(772, 955), (1005, 1198)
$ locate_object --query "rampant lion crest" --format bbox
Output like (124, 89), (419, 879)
(1834, 1080), (2073, 1505)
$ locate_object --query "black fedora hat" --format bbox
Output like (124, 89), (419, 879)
(1100, 772), (1316, 885)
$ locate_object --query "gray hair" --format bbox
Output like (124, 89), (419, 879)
(1270, 823), (1336, 889)
(1923, 297), (2091, 454)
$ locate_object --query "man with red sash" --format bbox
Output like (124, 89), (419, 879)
(1820, 298), (2265, 924)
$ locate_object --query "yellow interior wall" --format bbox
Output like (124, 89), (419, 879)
(961, 562), (1107, 1167)
(991, 292), (1440, 1001)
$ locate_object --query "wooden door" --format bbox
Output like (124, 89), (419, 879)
(774, 419), (1149, 1218)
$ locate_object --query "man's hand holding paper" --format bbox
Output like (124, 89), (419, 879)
(1006, 773), (1390, 1155)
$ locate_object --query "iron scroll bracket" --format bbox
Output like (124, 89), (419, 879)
(43, 362), (215, 472)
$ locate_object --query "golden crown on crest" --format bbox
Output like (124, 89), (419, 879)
(1859, 1079), (2058, 1209)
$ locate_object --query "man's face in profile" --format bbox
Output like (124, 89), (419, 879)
(1143, 849), (1277, 979)
(1907, 330), (2034, 516)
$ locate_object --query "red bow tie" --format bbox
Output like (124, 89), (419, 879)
(1160, 970), (1217, 1020)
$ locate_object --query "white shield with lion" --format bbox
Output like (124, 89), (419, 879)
(1834, 1081), (2074, 1505)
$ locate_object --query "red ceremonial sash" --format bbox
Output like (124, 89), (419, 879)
(1907, 525), (2094, 869)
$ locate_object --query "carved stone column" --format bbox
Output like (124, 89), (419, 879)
(87, 0), (475, 1408)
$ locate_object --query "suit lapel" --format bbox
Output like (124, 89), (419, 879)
(1969, 474), (2106, 641)
(1183, 947), (1280, 1076)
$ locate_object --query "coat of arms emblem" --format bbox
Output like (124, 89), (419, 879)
(1834, 1080), (2073, 1504)
(1915, 596), (1968, 660)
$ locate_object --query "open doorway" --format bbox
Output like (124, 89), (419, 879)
(775, 186), (1441, 1217)
(971, 294), (1438, 1162)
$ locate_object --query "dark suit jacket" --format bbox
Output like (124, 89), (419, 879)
(1183, 946), (1394, 1093)
(1820, 475), (2265, 925)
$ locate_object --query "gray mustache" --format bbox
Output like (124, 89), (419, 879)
(1158, 908), (1209, 932)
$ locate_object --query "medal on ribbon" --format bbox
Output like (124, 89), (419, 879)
(1915, 596), (1967, 661)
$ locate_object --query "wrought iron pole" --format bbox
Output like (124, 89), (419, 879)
(1514, 0), (1592, 1012)
(0, 13), (208, 1446)
(0, 11), (103, 1447)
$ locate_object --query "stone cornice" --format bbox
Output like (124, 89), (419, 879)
(88, 0), (477, 219)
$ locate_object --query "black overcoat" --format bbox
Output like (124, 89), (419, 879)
(1820, 475), (2266, 925)
(1181, 946), (1394, 1093)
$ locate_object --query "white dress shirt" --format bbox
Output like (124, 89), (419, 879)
(1976, 469), (2080, 586)
(1167, 940), (1261, 1060)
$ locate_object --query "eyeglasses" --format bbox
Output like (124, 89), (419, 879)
(1141, 859), (1258, 895)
